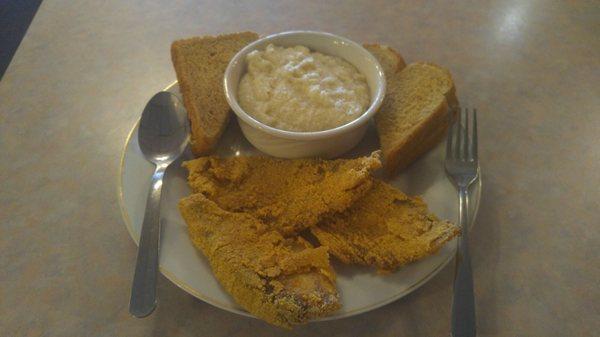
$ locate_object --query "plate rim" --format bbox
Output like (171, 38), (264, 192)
(117, 80), (482, 321)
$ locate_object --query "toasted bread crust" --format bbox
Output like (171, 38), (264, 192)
(171, 32), (259, 155)
(364, 43), (407, 76)
(383, 64), (457, 174)
(366, 51), (457, 175)
(382, 98), (452, 173)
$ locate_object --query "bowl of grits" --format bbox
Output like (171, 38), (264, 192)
(224, 31), (386, 158)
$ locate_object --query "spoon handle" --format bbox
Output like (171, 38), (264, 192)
(130, 163), (167, 317)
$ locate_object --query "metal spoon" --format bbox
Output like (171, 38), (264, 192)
(129, 91), (189, 318)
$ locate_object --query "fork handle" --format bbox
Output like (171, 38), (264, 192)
(452, 187), (476, 337)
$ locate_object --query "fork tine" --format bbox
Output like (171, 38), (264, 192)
(457, 108), (465, 159)
(470, 109), (478, 161)
(452, 111), (461, 159)
(460, 109), (470, 159)
(450, 109), (460, 159)
(446, 110), (456, 158)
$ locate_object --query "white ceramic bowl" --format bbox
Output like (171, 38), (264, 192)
(224, 31), (386, 158)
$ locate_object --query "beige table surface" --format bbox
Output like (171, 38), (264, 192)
(1, 1), (599, 336)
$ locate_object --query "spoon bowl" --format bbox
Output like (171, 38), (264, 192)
(138, 91), (189, 164)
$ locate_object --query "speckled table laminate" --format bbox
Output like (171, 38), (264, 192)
(1, 1), (599, 336)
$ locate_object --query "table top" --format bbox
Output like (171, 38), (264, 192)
(1, 1), (598, 336)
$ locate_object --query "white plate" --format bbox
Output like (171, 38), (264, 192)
(118, 82), (481, 320)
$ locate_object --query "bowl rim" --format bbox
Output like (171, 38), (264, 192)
(223, 30), (386, 140)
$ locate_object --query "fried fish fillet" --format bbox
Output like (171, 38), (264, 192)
(182, 151), (381, 235)
(179, 193), (340, 328)
(311, 180), (460, 272)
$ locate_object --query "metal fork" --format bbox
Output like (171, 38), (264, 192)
(445, 108), (479, 337)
